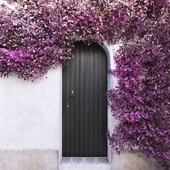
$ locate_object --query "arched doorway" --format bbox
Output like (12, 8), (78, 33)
(62, 41), (107, 157)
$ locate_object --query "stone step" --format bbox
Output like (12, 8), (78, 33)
(59, 157), (110, 170)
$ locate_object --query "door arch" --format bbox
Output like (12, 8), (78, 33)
(62, 41), (107, 157)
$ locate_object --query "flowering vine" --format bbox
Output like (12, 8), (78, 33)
(0, 0), (130, 80)
(0, 0), (170, 169)
(107, 1), (170, 169)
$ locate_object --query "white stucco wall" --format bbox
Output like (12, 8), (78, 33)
(0, 66), (62, 150)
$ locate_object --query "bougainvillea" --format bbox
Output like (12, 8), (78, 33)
(0, 0), (170, 169)
(106, 0), (170, 169)
(0, 0), (130, 80)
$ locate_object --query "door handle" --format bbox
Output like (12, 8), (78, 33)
(70, 90), (75, 102)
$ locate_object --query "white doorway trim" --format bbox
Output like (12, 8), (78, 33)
(58, 40), (119, 170)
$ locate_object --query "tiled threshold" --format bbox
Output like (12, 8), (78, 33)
(59, 157), (110, 170)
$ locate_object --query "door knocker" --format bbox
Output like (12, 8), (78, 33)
(70, 90), (75, 102)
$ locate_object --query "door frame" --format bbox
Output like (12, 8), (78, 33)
(59, 39), (119, 164)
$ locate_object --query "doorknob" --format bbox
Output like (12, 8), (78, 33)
(70, 90), (75, 102)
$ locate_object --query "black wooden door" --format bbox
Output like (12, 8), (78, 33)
(62, 41), (107, 157)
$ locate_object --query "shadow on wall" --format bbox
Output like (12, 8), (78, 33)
(111, 150), (166, 170)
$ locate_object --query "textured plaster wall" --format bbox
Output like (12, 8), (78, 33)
(0, 66), (62, 150)
(0, 150), (59, 170)
(111, 150), (165, 170)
